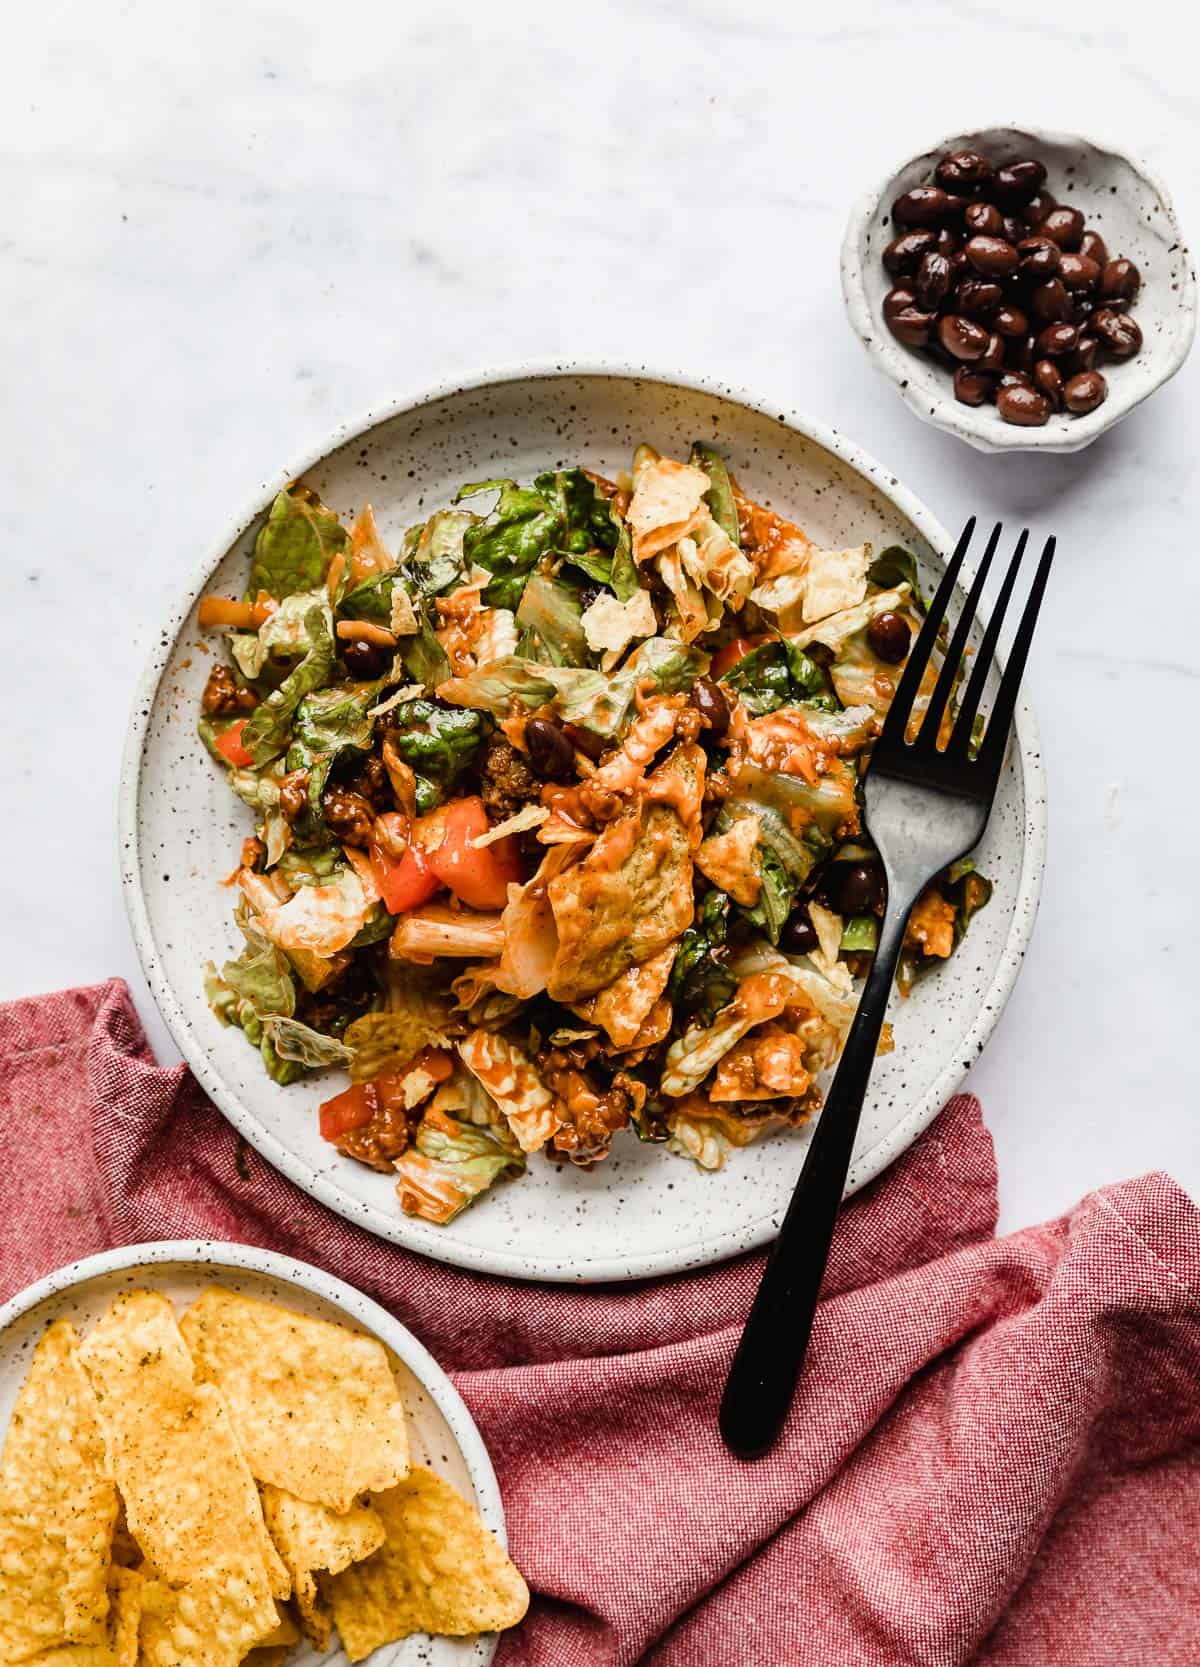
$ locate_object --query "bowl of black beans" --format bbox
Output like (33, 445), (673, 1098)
(842, 127), (1196, 452)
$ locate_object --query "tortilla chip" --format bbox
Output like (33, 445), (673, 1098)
(76, 1293), (288, 1600)
(180, 1288), (409, 1514)
(259, 1484), (384, 1649)
(136, 1560), (279, 1667)
(240, 1604), (301, 1664)
(572, 943), (677, 1049)
(324, 1467), (529, 1661)
(627, 457), (710, 563)
(26, 1568), (143, 1666)
(0, 1320), (118, 1660)
(547, 745), (700, 1002)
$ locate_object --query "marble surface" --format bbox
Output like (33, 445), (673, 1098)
(3, 0), (1197, 1236)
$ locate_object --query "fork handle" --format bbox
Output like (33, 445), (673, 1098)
(718, 895), (914, 1460)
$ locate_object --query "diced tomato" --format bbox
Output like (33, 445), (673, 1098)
(318, 1082), (377, 1139)
(319, 1053), (454, 1143)
(368, 839), (442, 914)
(422, 796), (522, 911)
(710, 637), (758, 679)
(214, 718), (255, 768)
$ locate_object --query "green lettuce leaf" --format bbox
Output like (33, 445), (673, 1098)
(382, 698), (485, 802)
(205, 920), (302, 1085)
(275, 846), (342, 889)
(515, 572), (588, 667)
(868, 545), (927, 612)
(669, 890), (737, 1026)
(249, 486), (348, 601)
(840, 914), (879, 952)
(239, 601), (336, 766)
(394, 1112), (524, 1222)
(689, 442), (739, 546)
(260, 1015), (353, 1070)
(338, 571), (395, 625)
(457, 478), (564, 609)
(402, 508), (476, 598)
(719, 638), (838, 715)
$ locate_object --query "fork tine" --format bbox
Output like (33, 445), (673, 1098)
(973, 534), (1056, 779)
(912, 522), (1003, 752)
(947, 528), (1028, 758)
(876, 516), (975, 750)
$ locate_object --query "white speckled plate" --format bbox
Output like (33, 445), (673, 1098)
(120, 366), (1045, 1283)
(843, 125), (1197, 453)
(0, 1241), (507, 1666)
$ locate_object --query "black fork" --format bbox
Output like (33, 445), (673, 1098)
(719, 518), (1056, 1461)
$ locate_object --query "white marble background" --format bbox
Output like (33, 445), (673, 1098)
(3, 0), (1197, 1233)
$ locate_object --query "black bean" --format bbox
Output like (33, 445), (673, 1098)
(689, 677), (730, 739)
(993, 158), (1047, 206)
(1024, 191), (1057, 227)
(833, 862), (883, 913)
(964, 201), (1004, 237)
(1079, 230), (1109, 265)
(953, 367), (994, 406)
(1029, 277), (1071, 324)
(956, 278), (1003, 318)
(1040, 207), (1085, 251)
(1091, 307), (1143, 359)
(965, 235), (1020, 278)
(779, 907), (818, 955)
(1058, 253), (1100, 292)
(883, 229), (938, 276)
(867, 611), (912, 663)
(938, 314), (990, 361)
(893, 185), (958, 227)
(978, 331), (1006, 372)
(935, 149), (995, 192)
(996, 383), (1052, 425)
(993, 303), (1029, 338)
(341, 638), (388, 679)
(1098, 258), (1141, 303)
(1063, 370), (1108, 413)
(1016, 236), (1061, 280)
(525, 716), (576, 782)
(886, 304), (937, 348)
(1033, 358), (1064, 410)
(915, 251), (954, 310)
(1035, 322), (1078, 359)
(1066, 336), (1100, 375)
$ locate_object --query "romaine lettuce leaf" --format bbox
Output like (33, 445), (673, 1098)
(239, 601), (336, 766)
(260, 1015), (353, 1070)
(719, 639), (838, 715)
(205, 920), (302, 1084)
(689, 442), (739, 546)
(401, 508), (475, 599)
(609, 509), (639, 602)
(515, 573), (588, 667)
(380, 699), (485, 801)
(457, 479), (563, 609)
(868, 545), (927, 612)
(249, 485), (348, 601)
(669, 889), (737, 1026)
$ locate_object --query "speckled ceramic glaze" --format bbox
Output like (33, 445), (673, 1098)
(842, 126), (1197, 453)
(120, 366), (1046, 1282)
(0, 1241), (505, 1667)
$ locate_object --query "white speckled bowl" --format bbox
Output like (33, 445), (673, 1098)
(0, 1241), (507, 1666)
(120, 365), (1046, 1282)
(843, 126), (1197, 453)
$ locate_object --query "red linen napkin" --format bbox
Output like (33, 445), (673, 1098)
(2, 980), (1198, 1666)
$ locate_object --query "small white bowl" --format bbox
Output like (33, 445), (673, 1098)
(842, 125), (1198, 453)
(0, 1240), (508, 1667)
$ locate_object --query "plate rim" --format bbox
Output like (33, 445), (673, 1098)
(118, 360), (1047, 1282)
(0, 1236), (507, 1665)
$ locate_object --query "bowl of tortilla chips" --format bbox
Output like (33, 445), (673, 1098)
(0, 1241), (528, 1665)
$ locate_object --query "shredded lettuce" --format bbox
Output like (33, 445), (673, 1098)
(261, 1015), (354, 1070)
(690, 442), (739, 546)
(719, 639), (838, 715)
(395, 1111), (524, 1223)
(205, 920), (302, 1084)
(515, 572), (589, 667)
(249, 485), (348, 601)
(380, 699), (485, 806)
(668, 890), (737, 1026)
(868, 545), (927, 612)
(238, 601), (335, 766)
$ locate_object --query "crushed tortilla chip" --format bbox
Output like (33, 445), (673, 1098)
(135, 1558), (279, 1667)
(627, 457), (710, 563)
(180, 1288), (409, 1515)
(471, 802), (548, 847)
(324, 1467), (529, 1661)
(76, 1293), (288, 1599)
(572, 943), (677, 1049)
(580, 588), (657, 668)
(0, 1320), (118, 1661)
(260, 1484), (385, 1650)
(26, 1566), (144, 1666)
(695, 814), (762, 907)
